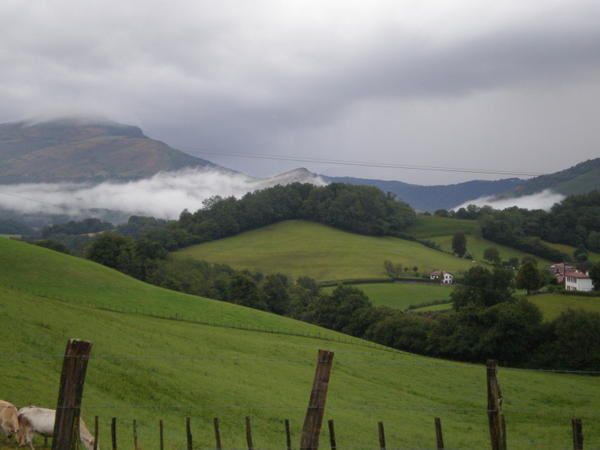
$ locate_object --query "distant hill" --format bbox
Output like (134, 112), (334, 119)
(326, 158), (600, 211)
(0, 118), (220, 183)
(505, 158), (600, 197)
(324, 175), (524, 211)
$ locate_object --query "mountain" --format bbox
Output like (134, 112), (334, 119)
(0, 118), (220, 183)
(324, 175), (525, 211)
(505, 158), (600, 197)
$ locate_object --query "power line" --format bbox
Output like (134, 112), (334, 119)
(188, 150), (546, 177)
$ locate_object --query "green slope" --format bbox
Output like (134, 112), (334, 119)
(174, 221), (476, 282)
(323, 283), (453, 310)
(528, 293), (600, 321)
(1, 238), (600, 449)
(405, 216), (481, 238)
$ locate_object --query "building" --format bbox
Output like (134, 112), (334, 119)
(549, 263), (576, 284)
(564, 271), (593, 292)
(430, 270), (454, 285)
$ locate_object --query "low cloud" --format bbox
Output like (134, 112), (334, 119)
(0, 168), (325, 220)
(456, 189), (565, 211)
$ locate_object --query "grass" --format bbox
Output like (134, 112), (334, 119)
(2, 238), (600, 449)
(411, 302), (453, 313)
(527, 293), (600, 321)
(173, 221), (476, 282)
(430, 235), (550, 266)
(405, 215), (480, 238)
(541, 241), (600, 263)
(323, 282), (453, 310)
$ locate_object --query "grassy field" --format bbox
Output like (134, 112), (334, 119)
(174, 221), (476, 282)
(430, 235), (550, 265)
(542, 241), (600, 263)
(527, 293), (600, 321)
(411, 302), (453, 313)
(405, 215), (480, 238)
(2, 238), (600, 448)
(323, 282), (453, 310)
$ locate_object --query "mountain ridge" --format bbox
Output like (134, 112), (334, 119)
(0, 118), (221, 183)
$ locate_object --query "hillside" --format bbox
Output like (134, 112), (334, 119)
(324, 175), (524, 212)
(0, 119), (218, 183)
(406, 215), (549, 264)
(507, 158), (600, 197)
(1, 237), (599, 448)
(173, 220), (476, 281)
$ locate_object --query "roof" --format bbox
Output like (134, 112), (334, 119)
(565, 271), (591, 280)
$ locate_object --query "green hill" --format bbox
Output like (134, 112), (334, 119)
(528, 293), (600, 321)
(323, 283), (453, 310)
(1, 237), (600, 448)
(173, 220), (476, 282)
(405, 215), (481, 238)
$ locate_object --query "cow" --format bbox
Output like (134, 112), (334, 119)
(0, 400), (20, 441)
(17, 407), (96, 450)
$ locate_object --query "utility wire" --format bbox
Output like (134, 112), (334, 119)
(188, 150), (546, 177)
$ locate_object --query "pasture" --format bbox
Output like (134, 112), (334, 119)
(527, 293), (600, 321)
(429, 235), (550, 265)
(405, 215), (480, 238)
(1, 237), (599, 449)
(173, 220), (475, 282)
(323, 282), (453, 310)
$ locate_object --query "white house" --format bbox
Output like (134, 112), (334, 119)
(565, 271), (593, 292)
(430, 271), (454, 285)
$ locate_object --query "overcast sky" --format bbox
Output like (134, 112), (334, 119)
(1, 0), (599, 184)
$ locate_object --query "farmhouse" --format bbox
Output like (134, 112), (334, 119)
(564, 271), (593, 292)
(549, 263), (576, 284)
(430, 270), (454, 285)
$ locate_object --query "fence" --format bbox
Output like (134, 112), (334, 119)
(25, 339), (590, 450)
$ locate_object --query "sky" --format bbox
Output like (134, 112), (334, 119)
(1, 0), (600, 184)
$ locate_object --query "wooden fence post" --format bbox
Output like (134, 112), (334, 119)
(300, 350), (335, 450)
(186, 417), (193, 450)
(93, 416), (98, 450)
(245, 416), (254, 450)
(133, 420), (139, 450)
(572, 418), (583, 450)
(434, 417), (444, 450)
(111, 418), (117, 450)
(52, 339), (93, 450)
(486, 360), (506, 450)
(213, 418), (222, 450)
(327, 420), (336, 450)
(378, 422), (386, 450)
(159, 420), (164, 450)
(285, 419), (292, 450)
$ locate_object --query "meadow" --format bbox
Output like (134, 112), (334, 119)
(173, 220), (476, 282)
(405, 215), (481, 238)
(1, 237), (600, 449)
(323, 282), (453, 310)
(528, 293), (600, 321)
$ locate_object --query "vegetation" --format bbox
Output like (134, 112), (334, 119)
(173, 221), (475, 281)
(527, 293), (600, 321)
(2, 237), (599, 449)
(516, 261), (544, 294)
(322, 283), (453, 310)
(451, 231), (467, 257)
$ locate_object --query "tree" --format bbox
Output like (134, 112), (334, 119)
(515, 260), (544, 294)
(261, 274), (291, 314)
(451, 266), (514, 310)
(383, 260), (402, 280)
(588, 231), (600, 252)
(452, 231), (467, 257)
(483, 247), (500, 264)
(86, 233), (133, 269)
(590, 262), (600, 291)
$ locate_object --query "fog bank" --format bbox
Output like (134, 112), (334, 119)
(0, 168), (325, 219)
(455, 189), (565, 211)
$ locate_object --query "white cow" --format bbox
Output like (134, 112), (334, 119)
(17, 407), (97, 450)
(0, 400), (20, 440)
